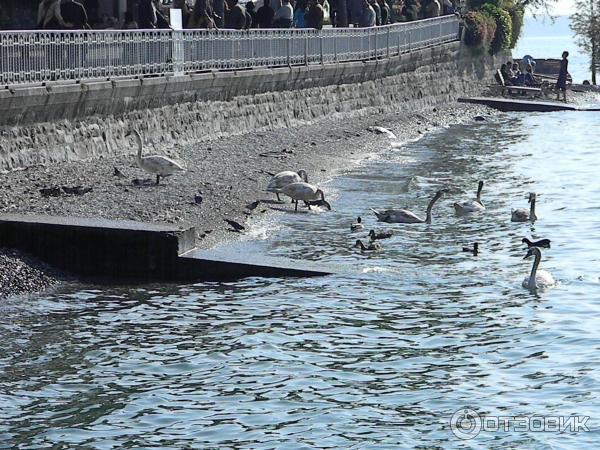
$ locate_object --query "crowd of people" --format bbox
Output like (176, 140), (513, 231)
(32, 0), (459, 31)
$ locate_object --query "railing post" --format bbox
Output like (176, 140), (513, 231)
(386, 26), (390, 59)
(172, 30), (184, 76)
(320, 34), (324, 65)
(305, 33), (308, 66)
(334, 34), (337, 62)
(287, 35), (291, 67)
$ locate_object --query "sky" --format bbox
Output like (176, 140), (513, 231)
(543, 0), (575, 16)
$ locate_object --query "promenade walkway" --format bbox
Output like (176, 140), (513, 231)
(0, 16), (459, 86)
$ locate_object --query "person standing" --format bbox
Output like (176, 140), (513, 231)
(225, 0), (246, 29)
(556, 50), (569, 102)
(246, 1), (257, 27)
(138, 0), (158, 28)
(358, 0), (375, 27)
(304, 0), (324, 29)
(294, 0), (307, 27)
(255, 0), (275, 28)
(188, 0), (216, 28)
(273, 0), (294, 27)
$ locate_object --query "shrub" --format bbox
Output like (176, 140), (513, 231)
(481, 3), (513, 54)
(467, 0), (502, 10)
(464, 10), (497, 49)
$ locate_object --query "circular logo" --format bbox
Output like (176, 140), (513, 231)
(450, 408), (482, 440)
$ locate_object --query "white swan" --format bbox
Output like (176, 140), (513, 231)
(368, 126), (397, 140)
(454, 180), (485, 214)
(266, 170), (308, 202)
(128, 130), (185, 185)
(371, 189), (447, 224)
(280, 182), (330, 212)
(512, 193), (537, 222)
(522, 247), (555, 290)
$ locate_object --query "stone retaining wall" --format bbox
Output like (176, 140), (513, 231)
(0, 42), (501, 172)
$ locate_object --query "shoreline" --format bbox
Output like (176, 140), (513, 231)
(0, 101), (497, 298)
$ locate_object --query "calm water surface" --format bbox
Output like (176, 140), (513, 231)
(2, 111), (600, 449)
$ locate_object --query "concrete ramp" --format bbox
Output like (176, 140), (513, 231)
(458, 97), (579, 112)
(0, 214), (334, 283)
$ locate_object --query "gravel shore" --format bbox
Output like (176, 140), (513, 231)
(0, 248), (60, 298)
(0, 102), (495, 297)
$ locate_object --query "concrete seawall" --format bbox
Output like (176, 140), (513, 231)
(0, 42), (502, 172)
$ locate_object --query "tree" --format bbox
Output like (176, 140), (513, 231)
(571, 0), (600, 84)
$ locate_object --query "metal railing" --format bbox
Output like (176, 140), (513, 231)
(0, 16), (459, 85)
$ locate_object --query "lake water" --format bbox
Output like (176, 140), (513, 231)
(2, 108), (600, 448)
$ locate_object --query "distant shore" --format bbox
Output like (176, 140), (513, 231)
(0, 102), (495, 298)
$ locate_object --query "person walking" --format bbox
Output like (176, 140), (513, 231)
(556, 51), (569, 102)
(60, 0), (90, 29)
(37, 0), (68, 29)
(188, 0), (216, 28)
(305, 0), (324, 29)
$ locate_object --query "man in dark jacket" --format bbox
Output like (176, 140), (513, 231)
(225, 0), (246, 29)
(60, 0), (90, 29)
(304, 0), (324, 29)
(255, 0), (275, 27)
(138, 0), (158, 28)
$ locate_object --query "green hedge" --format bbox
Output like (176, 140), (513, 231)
(480, 3), (513, 54)
(464, 10), (497, 49)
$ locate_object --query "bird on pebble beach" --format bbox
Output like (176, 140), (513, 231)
(266, 170), (309, 202)
(224, 219), (245, 232)
(280, 182), (330, 212)
(128, 130), (186, 185)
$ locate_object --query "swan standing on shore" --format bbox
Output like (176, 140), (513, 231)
(512, 193), (538, 222)
(522, 247), (555, 290)
(454, 180), (485, 214)
(266, 170), (308, 202)
(280, 182), (331, 212)
(128, 130), (185, 185)
(371, 189), (447, 224)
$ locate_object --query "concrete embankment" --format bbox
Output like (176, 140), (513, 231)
(0, 42), (503, 172)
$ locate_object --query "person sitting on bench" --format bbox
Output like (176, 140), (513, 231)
(523, 64), (538, 87)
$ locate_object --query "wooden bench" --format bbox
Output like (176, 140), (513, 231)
(489, 70), (542, 98)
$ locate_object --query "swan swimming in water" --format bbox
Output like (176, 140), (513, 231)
(522, 246), (555, 290)
(512, 193), (538, 222)
(371, 189), (447, 224)
(128, 130), (186, 185)
(280, 182), (330, 212)
(454, 180), (485, 214)
(266, 170), (308, 202)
